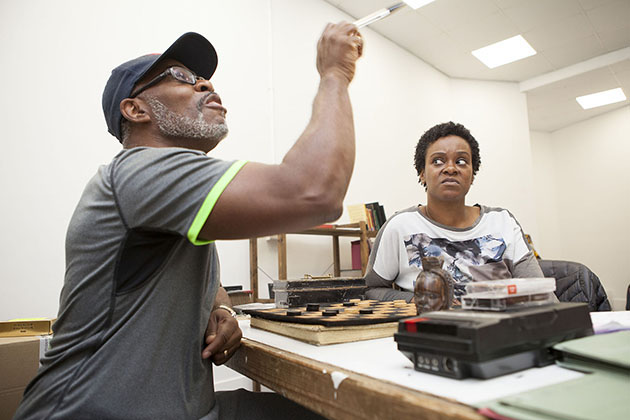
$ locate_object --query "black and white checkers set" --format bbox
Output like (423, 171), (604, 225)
(244, 299), (416, 327)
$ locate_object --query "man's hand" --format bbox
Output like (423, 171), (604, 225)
(316, 22), (363, 84)
(202, 307), (242, 365)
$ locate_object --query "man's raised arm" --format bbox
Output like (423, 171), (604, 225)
(201, 22), (363, 240)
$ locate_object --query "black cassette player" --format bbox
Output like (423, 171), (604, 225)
(394, 302), (593, 379)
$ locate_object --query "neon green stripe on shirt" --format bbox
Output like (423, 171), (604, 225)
(187, 160), (248, 245)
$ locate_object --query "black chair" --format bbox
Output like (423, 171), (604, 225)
(539, 260), (611, 311)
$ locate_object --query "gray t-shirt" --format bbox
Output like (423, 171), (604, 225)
(15, 147), (247, 420)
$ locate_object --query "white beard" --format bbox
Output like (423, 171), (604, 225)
(145, 96), (228, 142)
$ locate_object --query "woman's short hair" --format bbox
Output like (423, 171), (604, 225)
(414, 121), (481, 180)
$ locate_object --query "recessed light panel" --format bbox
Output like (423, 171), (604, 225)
(576, 88), (627, 110)
(471, 35), (536, 69)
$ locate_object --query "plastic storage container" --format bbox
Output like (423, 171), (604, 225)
(461, 278), (556, 311)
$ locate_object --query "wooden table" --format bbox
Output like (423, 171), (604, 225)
(226, 338), (483, 420)
(225, 320), (584, 420)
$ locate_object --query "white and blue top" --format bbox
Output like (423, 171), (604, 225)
(365, 205), (543, 299)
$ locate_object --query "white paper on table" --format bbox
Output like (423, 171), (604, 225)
(238, 319), (583, 405)
(590, 310), (630, 334)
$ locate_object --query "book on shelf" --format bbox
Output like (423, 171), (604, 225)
(347, 203), (368, 226)
(347, 202), (387, 231)
(365, 207), (376, 230)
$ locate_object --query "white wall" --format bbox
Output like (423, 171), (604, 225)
(1, 0), (538, 321)
(531, 106), (630, 310)
(529, 130), (561, 258)
(451, 79), (538, 239)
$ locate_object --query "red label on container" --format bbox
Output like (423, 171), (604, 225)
(507, 285), (517, 294)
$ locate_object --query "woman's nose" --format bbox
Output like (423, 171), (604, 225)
(443, 161), (458, 174)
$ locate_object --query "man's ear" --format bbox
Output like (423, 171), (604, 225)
(120, 98), (151, 124)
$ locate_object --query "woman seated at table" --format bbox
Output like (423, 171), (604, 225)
(364, 122), (543, 303)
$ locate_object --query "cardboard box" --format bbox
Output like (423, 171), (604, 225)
(227, 290), (253, 306)
(0, 336), (50, 420)
(0, 318), (55, 337)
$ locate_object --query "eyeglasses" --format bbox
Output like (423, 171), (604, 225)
(130, 66), (201, 98)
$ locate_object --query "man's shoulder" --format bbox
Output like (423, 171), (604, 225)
(114, 146), (207, 163)
(110, 147), (218, 175)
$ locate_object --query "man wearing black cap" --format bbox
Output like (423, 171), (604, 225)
(14, 22), (363, 420)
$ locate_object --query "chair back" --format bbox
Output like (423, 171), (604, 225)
(539, 259), (611, 311)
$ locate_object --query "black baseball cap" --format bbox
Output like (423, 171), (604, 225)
(102, 32), (218, 142)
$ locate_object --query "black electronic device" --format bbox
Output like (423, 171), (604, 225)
(272, 276), (366, 308)
(394, 302), (593, 379)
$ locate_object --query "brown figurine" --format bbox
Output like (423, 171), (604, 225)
(414, 256), (454, 314)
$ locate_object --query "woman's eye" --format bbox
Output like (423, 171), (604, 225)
(433, 158), (444, 165)
(456, 158), (468, 165)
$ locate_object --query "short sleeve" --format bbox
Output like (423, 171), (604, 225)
(506, 212), (533, 263)
(111, 148), (246, 245)
(370, 222), (402, 281)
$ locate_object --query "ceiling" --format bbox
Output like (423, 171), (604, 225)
(324, 0), (630, 132)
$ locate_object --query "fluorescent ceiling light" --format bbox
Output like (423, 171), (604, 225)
(403, 0), (436, 8)
(472, 35), (536, 69)
(354, 1), (435, 28)
(576, 88), (627, 109)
